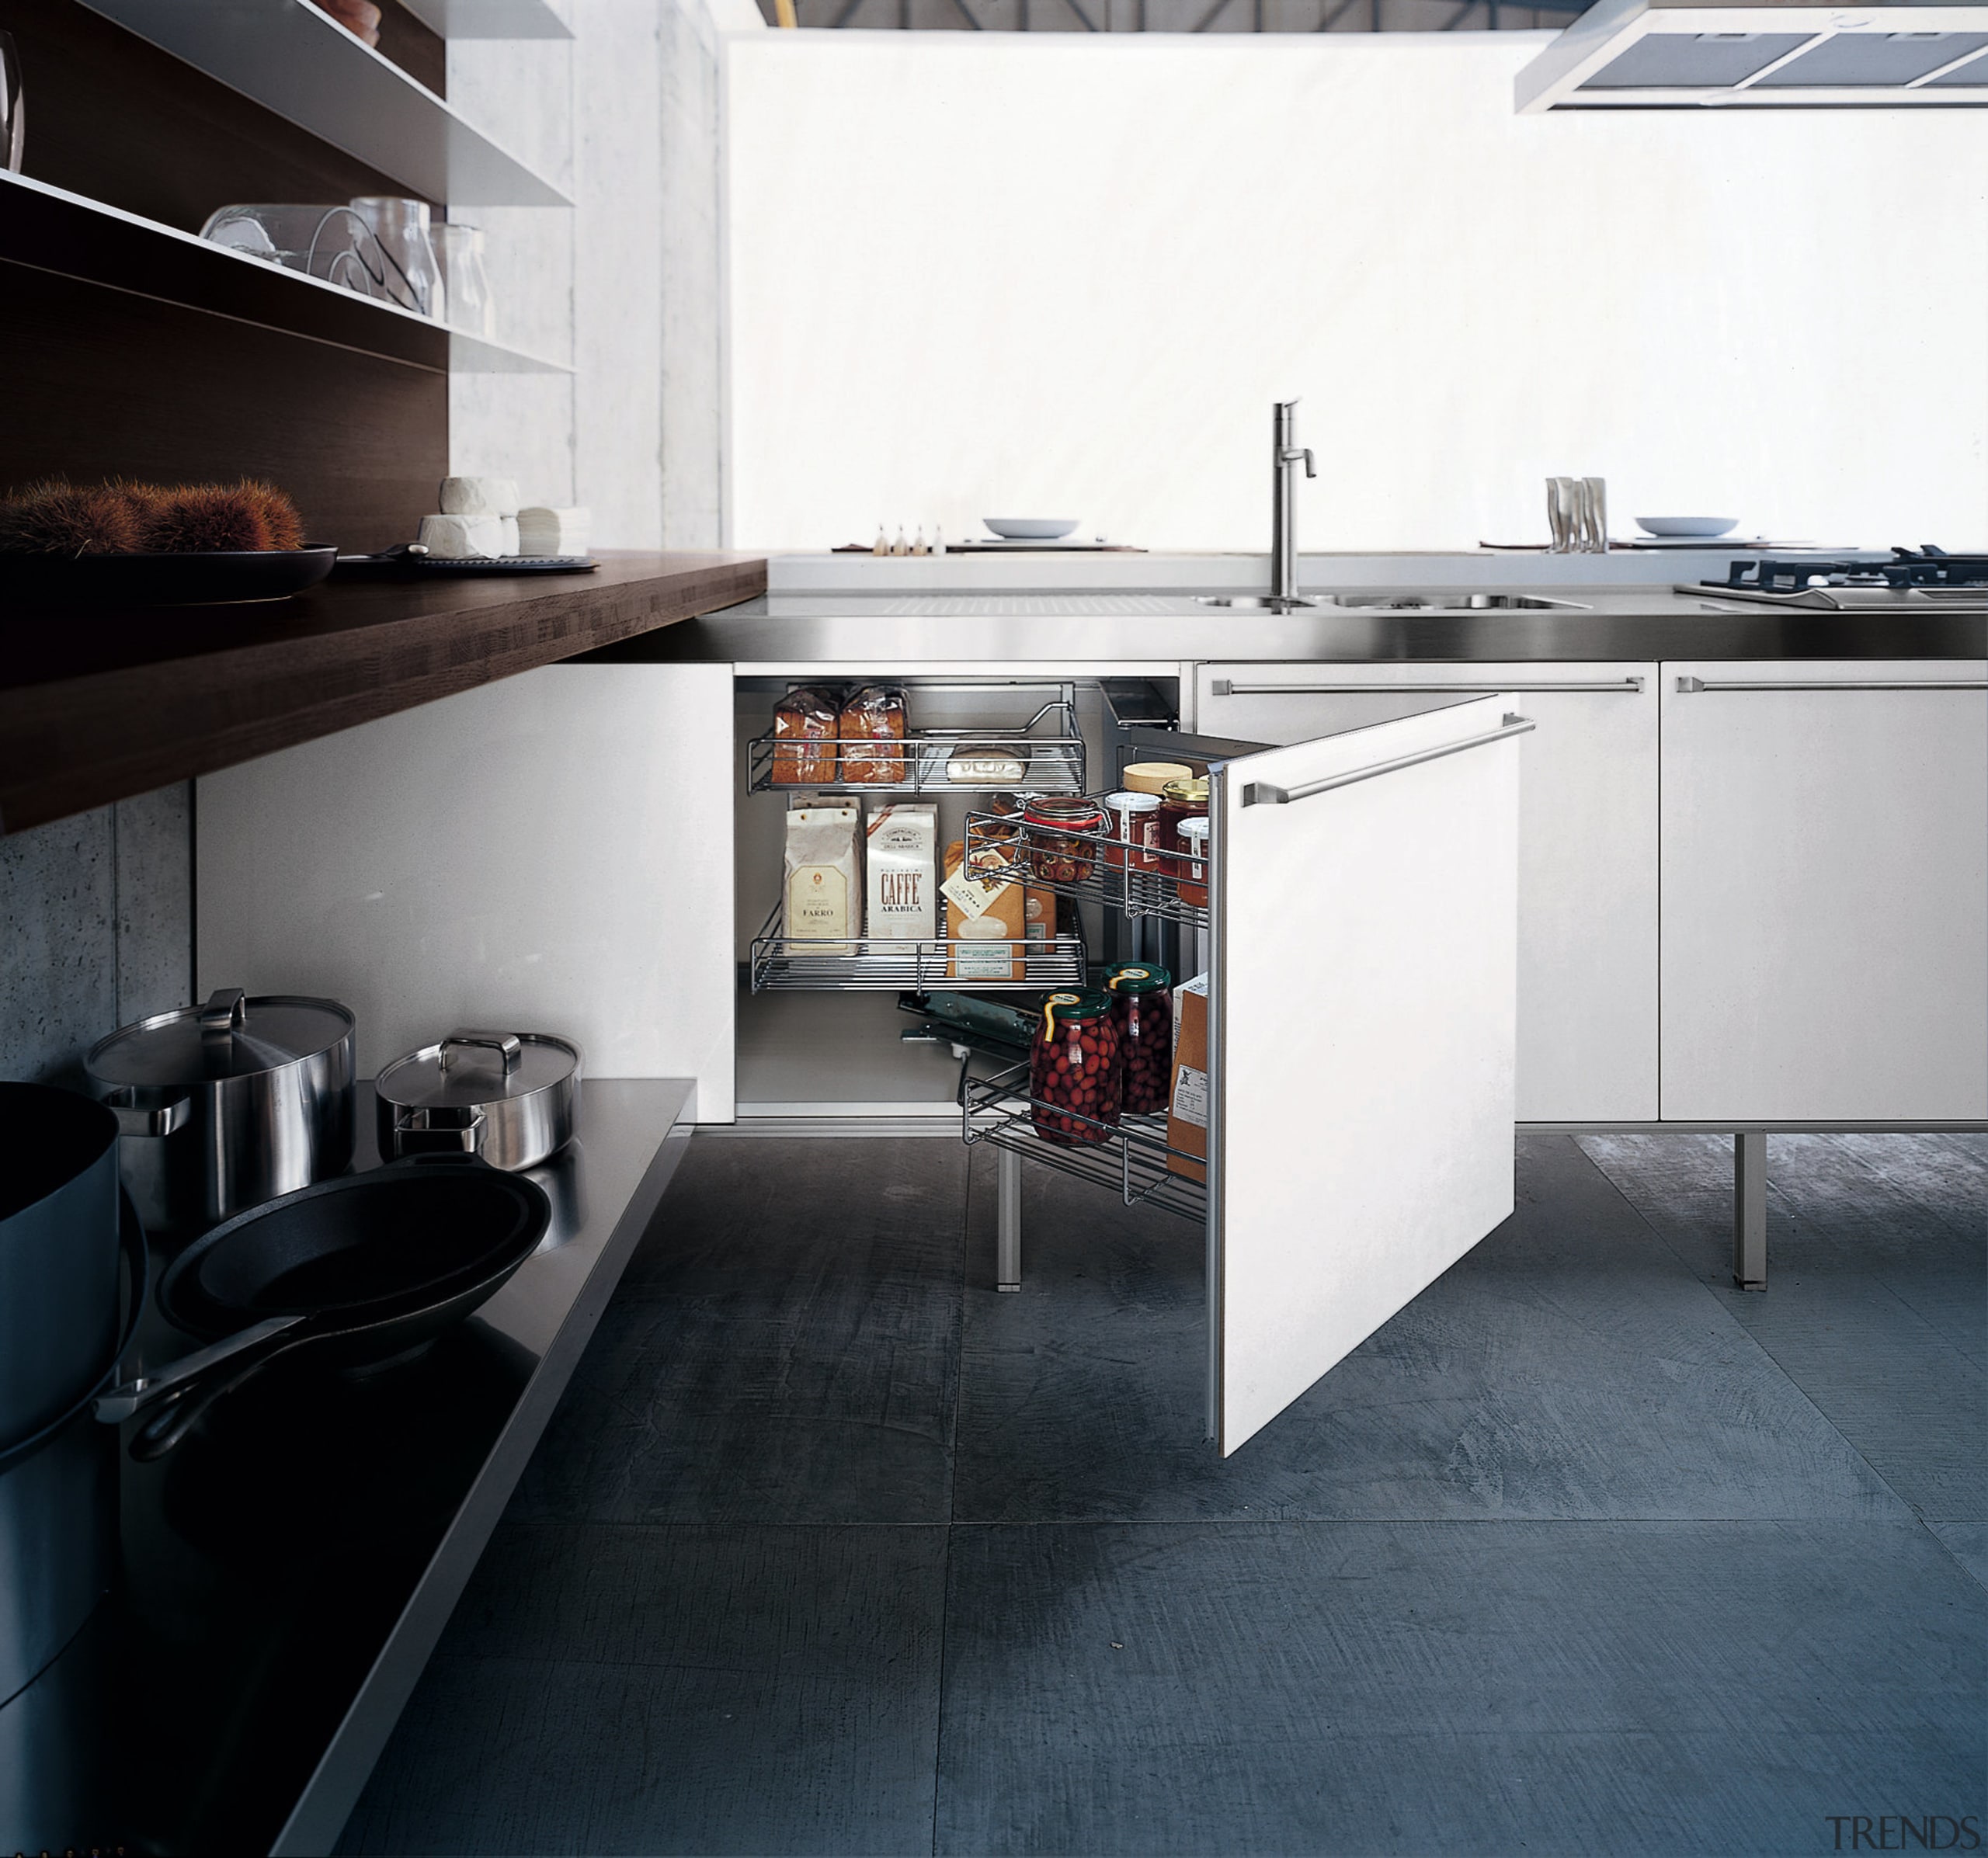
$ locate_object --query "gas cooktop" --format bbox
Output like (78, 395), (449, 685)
(1686, 547), (1988, 612)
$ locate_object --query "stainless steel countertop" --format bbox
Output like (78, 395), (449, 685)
(584, 588), (1988, 667)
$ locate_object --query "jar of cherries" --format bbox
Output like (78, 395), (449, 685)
(1029, 990), (1121, 1147)
(1023, 796), (1107, 884)
(1104, 964), (1173, 1115)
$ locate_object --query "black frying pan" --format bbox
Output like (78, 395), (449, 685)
(96, 1152), (550, 1459)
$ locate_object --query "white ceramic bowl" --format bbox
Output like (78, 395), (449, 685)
(1635, 516), (1739, 539)
(983, 517), (1080, 540)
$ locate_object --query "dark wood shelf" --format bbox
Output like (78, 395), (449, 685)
(0, 550), (767, 832)
(0, 171), (572, 373)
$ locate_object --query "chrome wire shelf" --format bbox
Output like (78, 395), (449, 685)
(964, 811), (1211, 930)
(749, 902), (1086, 993)
(962, 1061), (1207, 1223)
(748, 700), (1085, 797)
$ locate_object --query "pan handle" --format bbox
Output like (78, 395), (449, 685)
(127, 1336), (307, 1461)
(104, 1086), (192, 1138)
(95, 1313), (305, 1422)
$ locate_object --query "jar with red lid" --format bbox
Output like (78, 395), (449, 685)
(1104, 964), (1173, 1115)
(1028, 990), (1121, 1147)
(1023, 796), (1107, 884)
(1175, 814), (1211, 908)
(1156, 776), (1209, 880)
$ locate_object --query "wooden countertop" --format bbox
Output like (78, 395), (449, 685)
(0, 550), (766, 832)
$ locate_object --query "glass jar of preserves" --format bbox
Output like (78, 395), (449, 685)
(1029, 990), (1121, 1147)
(1102, 790), (1163, 872)
(1023, 796), (1107, 884)
(1175, 814), (1211, 908)
(1156, 775), (1209, 879)
(1104, 963), (1173, 1115)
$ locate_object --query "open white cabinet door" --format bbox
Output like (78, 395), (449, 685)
(1209, 695), (1524, 1455)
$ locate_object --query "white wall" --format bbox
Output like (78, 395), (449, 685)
(725, 32), (1988, 553)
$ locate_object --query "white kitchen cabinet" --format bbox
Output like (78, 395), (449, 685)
(1195, 662), (1657, 1123)
(1204, 695), (1523, 1451)
(197, 663), (739, 1120)
(1659, 659), (1988, 1123)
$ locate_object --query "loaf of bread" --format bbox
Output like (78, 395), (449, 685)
(772, 685), (841, 786)
(839, 684), (908, 784)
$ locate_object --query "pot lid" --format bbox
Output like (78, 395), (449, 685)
(375, 1030), (581, 1111)
(85, 989), (353, 1087)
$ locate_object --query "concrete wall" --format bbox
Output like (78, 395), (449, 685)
(450, 0), (752, 547)
(725, 32), (1988, 553)
(0, 788), (191, 1087)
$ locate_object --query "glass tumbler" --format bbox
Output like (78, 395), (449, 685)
(433, 221), (495, 338)
(350, 196), (444, 320)
(2, 33), (24, 174)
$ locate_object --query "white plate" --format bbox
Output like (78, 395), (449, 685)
(1635, 516), (1739, 538)
(983, 517), (1080, 540)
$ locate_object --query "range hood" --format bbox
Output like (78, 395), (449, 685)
(1516, 0), (1988, 109)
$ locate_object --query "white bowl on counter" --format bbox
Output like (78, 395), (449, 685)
(1635, 516), (1739, 538)
(983, 517), (1080, 540)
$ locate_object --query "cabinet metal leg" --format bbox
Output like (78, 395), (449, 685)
(996, 1147), (1023, 1292)
(1733, 1131), (1767, 1291)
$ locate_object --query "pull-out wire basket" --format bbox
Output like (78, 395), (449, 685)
(961, 1061), (1207, 1222)
(963, 811), (1211, 930)
(748, 700), (1086, 797)
(749, 902), (1087, 993)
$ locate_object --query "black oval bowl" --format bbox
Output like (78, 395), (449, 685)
(0, 543), (338, 608)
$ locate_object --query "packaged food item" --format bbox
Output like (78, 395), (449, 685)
(1176, 815), (1211, 907)
(947, 745), (1028, 785)
(1029, 991), (1122, 1148)
(865, 804), (937, 940)
(772, 685), (842, 786)
(1166, 974), (1211, 1183)
(943, 839), (1048, 981)
(839, 684), (908, 784)
(1023, 795), (1107, 883)
(1106, 963), (1173, 1115)
(1121, 760), (1194, 797)
(784, 806), (860, 955)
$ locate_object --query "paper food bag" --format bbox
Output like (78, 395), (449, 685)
(1166, 973), (1210, 1183)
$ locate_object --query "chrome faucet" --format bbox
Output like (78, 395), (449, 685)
(1270, 399), (1317, 611)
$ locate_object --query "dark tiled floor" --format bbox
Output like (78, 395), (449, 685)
(340, 1133), (1988, 1856)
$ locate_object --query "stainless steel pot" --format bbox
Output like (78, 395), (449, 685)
(84, 988), (356, 1239)
(374, 1030), (581, 1172)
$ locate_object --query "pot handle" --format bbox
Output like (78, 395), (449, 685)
(388, 1105), (487, 1158)
(0, 1190), (152, 1476)
(104, 1086), (191, 1138)
(438, 1030), (521, 1075)
(199, 987), (248, 1037)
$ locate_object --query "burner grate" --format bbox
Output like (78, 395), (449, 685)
(1715, 547), (1988, 596)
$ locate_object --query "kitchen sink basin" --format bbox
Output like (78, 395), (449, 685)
(1326, 592), (1590, 611)
(1194, 592), (1591, 613)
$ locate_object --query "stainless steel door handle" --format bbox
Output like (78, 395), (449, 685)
(1676, 676), (1988, 693)
(1242, 714), (1535, 807)
(1212, 678), (1642, 696)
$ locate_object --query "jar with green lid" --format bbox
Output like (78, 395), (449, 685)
(1104, 963), (1173, 1115)
(1156, 775), (1209, 881)
(1029, 990), (1121, 1147)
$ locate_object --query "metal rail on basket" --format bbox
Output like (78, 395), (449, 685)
(962, 812), (1211, 930)
(748, 901), (1087, 993)
(961, 1061), (1207, 1222)
(748, 700), (1086, 797)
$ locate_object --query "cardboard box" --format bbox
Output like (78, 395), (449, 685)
(1166, 972), (1210, 1183)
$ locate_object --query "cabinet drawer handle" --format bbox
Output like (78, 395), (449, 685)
(1676, 676), (1988, 693)
(1211, 678), (1642, 696)
(1242, 714), (1535, 807)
